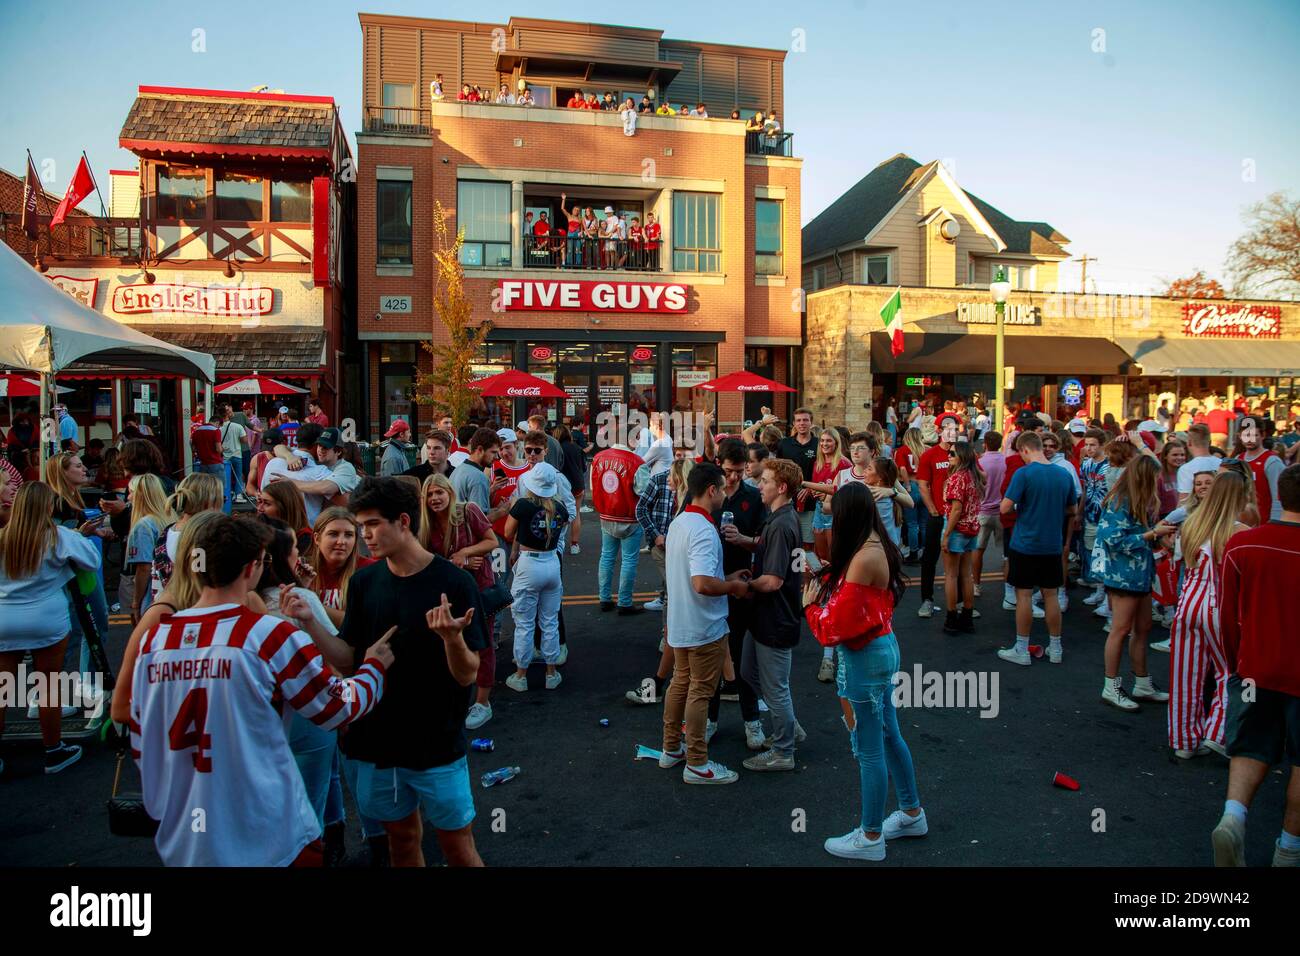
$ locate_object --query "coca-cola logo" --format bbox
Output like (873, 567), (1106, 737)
(505, 386), (542, 397)
(631, 347), (653, 362)
(1182, 303), (1282, 339)
(531, 346), (553, 360)
(735, 385), (770, 391)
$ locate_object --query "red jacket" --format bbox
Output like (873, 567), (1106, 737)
(590, 446), (643, 522)
(1220, 521), (1300, 697)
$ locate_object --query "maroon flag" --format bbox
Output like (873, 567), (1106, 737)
(20, 154), (41, 240)
(50, 156), (94, 227)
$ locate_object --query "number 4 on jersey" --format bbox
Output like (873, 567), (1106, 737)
(168, 688), (213, 772)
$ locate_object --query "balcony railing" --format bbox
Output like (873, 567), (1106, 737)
(521, 235), (662, 271)
(745, 130), (794, 157)
(364, 105), (431, 135)
(3, 216), (146, 260)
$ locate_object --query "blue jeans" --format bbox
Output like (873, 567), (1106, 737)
(197, 462), (229, 513)
(838, 633), (920, 833)
(598, 520), (642, 607)
(902, 481), (925, 553)
(225, 456), (245, 504)
(289, 711), (335, 828)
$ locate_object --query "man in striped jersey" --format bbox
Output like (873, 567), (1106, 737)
(130, 516), (394, 867)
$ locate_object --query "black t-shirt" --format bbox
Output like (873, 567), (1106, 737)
(338, 555), (487, 770)
(777, 434), (818, 481)
(402, 460), (456, 483)
(715, 482), (766, 576)
(509, 498), (570, 551)
(559, 440), (587, 492)
(751, 503), (803, 648)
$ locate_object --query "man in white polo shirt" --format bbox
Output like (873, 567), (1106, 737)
(658, 462), (751, 785)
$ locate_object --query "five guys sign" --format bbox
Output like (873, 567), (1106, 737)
(498, 279), (688, 313)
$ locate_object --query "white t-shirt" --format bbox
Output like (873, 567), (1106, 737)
(636, 434), (674, 478)
(261, 452), (333, 523)
(1176, 455), (1221, 495)
(220, 421), (247, 460)
(665, 510), (728, 649)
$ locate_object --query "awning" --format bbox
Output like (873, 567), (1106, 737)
(1117, 337), (1300, 377)
(870, 332), (1135, 376)
(495, 50), (683, 87)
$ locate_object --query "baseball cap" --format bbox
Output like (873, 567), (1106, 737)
(1137, 431), (1158, 451)
(1016, 409), (1040, 428)
(1136, 419), (1166, 433)
(278, 405), (290, 415)
(1067, 419), (1088, 434)
(384, 419), (410, 438)
(515, 420), (530, 433)
(496, 427), (518, 445)
(316, 427), (342, 450)
(604, 205), (614, 213)
(936, 412), (961, 429)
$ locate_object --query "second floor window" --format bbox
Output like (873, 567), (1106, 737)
(377, 180), (413, 265)
(673, 192), (721, 273)
(271, 180), (312, 221)
(216, 172), (263, 220)
(383, 83), (415, 125)
(457, 181), (511, 268)
(755, 199), (782, 275)
(862, 254), (890, 285)
(157, 167), (205, 220)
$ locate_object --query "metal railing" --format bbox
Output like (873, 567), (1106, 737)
(745, 130), (794, 157)
(364, 105), (431, 135)
(521, 235), (662, 271)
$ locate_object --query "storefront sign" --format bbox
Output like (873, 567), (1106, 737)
(1182, 303), (1282, 338)
(631, 347), (654, 362)
(905, 376), (939, 388)
(957, 303), (1040, 326)
(675, 370), (711, 388)
(630, 371), (655, 386)
(531, 346), (554, 361)
(112, 283), (274, 317)
(47, 275), (99, 309)
(1060, 379), (1085, 405)
(499, 279), (688, 313)
(379, 295), (412, 314)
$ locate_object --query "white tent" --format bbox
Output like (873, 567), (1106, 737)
(0, 241), (215, 464)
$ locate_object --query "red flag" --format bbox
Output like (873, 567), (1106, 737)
(20, 154), (42, 240)
(50, 156), (94, 227)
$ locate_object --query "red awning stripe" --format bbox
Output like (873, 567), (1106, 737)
(118, 139), (330, 160)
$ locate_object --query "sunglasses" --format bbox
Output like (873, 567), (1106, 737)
(524, 446), (545, 454)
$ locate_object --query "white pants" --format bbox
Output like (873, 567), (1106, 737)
(512, 550), (563, 668)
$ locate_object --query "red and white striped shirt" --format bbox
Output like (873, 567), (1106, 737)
(129, 603), (386, 866)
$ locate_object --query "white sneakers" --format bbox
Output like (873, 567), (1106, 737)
(882, 808), (928, 840)
(917, 600), (936, 619)
(545, 671), (563, 690)
(1204, 739), (1228, 757)
(1174, 745), (1211, 759)
(505, 673), (528, 693)
(659, 747), (686, 768)
(464, 703), (492, 729)
(556, 644), (569, 666)
(1212, 813), (1246, 867)
(1130, 676), (1168, 702)
(997, 646), (1032, 666)
(569, 544), (581, 555)
(682, 760), (739, 785)
(1047, 642), (1063, 664)
(1083, 587), (1106, 606)
(1149, 639), (1171, 653)
(1093, 602), (1112, 619)
(744, 720), (766, 751)
(1102, 678), (1139, 711)
(824, 827), (885, 861)
(1001, 599), (1045, 619)
(644, 598), (665, 612)
(817, 656), (835, 683)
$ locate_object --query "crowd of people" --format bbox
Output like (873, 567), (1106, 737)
(524, 194), (662, 271)
(1, 389), (1297, 869)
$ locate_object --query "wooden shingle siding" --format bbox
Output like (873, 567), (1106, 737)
(461, 32), (500, 90)
(515, 27), (657, 61)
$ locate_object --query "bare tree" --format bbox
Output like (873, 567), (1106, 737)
(1225, 192), (1300, 298)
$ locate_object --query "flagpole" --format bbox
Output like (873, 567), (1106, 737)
(82, 151), (108, 218)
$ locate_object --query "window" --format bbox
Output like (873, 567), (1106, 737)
(377, 180), (413, 265)
(862, 254), (890, 285)
(457, 181), (511, 268)
(382, 83), (415, 125)
(967, 255), (976, 285)
(673, 192), (721, 273)
(992, 262), (1037, 291)
(271, 180), (312, 221)
(672, 344), (718, 413)
(157, 167), (206, 219)
(755, 199), (782, 275)
(215, 172), (262, 220)
(522, 85), (552, 107)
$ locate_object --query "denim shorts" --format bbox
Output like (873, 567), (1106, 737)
(812, 505), (834, 532)
(946, 531), (977, 554)
(347, 756), (476, 830)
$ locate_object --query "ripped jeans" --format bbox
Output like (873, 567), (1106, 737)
(837, 633), (920, 833)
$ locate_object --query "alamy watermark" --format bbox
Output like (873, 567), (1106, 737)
(0, 665), (105, 719)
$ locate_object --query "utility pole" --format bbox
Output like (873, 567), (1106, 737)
(1072, 255), (1098, 294)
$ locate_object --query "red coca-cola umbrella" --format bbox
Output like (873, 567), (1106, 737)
(215, 373), (308, 396)
(0, 373), (42, 398)
(694, 370), (796, 393)
(470, 369), (567, 399)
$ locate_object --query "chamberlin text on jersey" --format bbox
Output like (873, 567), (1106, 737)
(147, 659), (234, 683)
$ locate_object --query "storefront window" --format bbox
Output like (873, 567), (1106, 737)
(458, 181), (511, 268)
(216, 172), (263, 220)
(671, 344), (717, 413)
(157, 167), (206, 220)
(271, 180), (312, 221)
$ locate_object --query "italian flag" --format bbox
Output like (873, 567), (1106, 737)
(880, 288), (904, 357)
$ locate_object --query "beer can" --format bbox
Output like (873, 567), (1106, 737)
(470, 738), (495, 752)
(720, 511), (735, 527)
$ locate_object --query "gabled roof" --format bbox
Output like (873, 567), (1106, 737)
(802, 152), (1069, 261)
(119, 87), (337, 160)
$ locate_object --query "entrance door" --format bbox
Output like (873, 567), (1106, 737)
(557, 363), (626, 436)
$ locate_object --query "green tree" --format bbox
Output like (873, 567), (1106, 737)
(415, 201), (491, 425)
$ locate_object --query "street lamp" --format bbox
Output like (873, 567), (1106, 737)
(990, 267), (1012, 430)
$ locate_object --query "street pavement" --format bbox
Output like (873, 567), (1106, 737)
(0, 531), (1287, 868)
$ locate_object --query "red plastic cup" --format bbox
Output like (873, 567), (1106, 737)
(1028, 644), (1044, 658)
(1053, 771), (1080, 791)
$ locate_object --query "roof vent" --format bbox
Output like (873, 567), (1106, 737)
(939, 219), (961, 241)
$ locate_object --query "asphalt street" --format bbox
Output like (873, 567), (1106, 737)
(0, 532), (1288, 868)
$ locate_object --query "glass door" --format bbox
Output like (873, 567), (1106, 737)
(593, 364), (627, 421)
(559, 367), (591, 434)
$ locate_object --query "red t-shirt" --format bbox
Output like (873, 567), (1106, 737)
(533, 220), (551, 237)
(314, 555), (377, 610)
(491, 460), (531, 537)
(643, 222), (661, 248)
(1221, 520), (1300, 697)
(191, 423), (223, 466)
(1000, 453), (1026, 529)
(307, 411), (329, 427)
(1206, 409), (1233, 435)
(915, 444), (952, 511)
(813, 458), (850, 486)
(893, 446), (917, 481)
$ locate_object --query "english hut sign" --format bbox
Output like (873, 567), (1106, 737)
(498, 279), (688, 313)
(1182, 302), (1282, 339)
(111, 283), (275, 317)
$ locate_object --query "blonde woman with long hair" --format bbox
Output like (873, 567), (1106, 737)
(419, 473), (500, 727)
(110, 510), (225, 726)
(0, 482), (102, 774)
(1092, 456), (1179, 711)
(122, 473), (174, 623)
(1168, 471), (1250, 759)
(503, 463), (570, 693)
(803, 426), (851, 565)
(303, 507), (372, 628)
(151, 472), (223, 600)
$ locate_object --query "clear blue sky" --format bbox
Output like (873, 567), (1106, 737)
(3, 0), (1297, 295)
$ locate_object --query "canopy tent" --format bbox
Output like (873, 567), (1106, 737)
(0, 241), (215, 464)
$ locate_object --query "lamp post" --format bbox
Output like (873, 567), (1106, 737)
(990, 267), (1011, 431)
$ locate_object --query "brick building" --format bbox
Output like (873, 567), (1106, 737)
(355, 14), (801, 437)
